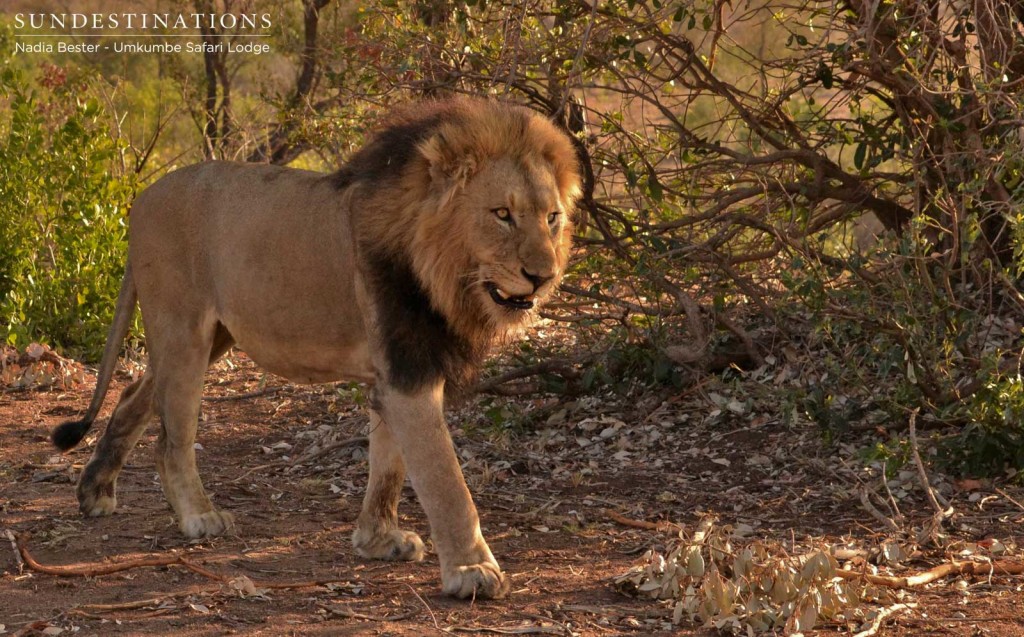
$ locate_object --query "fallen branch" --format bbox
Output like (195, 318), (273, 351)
(994, 487), (1024, 513)
(836, 559), (1024, 588)
(231, 435), (367, 483)
(472, 358), (586, 395)
(18, 533), (188, 577)
(858, 488), (902, 534)
(603, 509), (681, 532)
(291, 434), (368, 466)
(908, 408), (951, 514)
(18, 533), (357, 591)
(449, 626), (566, 635)
(72, 590), (210, 614)
(907, 408), (953, 544)
(852, 603), (916, 637)
(319, 604), (416, 622)
(5, 529), (24, 574)
(203, 385), (286, 402)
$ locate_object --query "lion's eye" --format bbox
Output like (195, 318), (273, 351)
(548, 211), (560, 225)
(492, 207), (513, 223)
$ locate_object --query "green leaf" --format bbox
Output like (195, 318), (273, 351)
(853, 142), (867, 170)
(646, 172), (663, 202)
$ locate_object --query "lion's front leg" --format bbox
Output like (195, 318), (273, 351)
(374, 383), (509, 600)
(353, 409), (425, 562)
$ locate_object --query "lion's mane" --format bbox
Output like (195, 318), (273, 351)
(332, 98), (582, 393)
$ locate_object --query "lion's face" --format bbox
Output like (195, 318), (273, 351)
(459, 156), (572, 326)
(371, 100), (581, 343)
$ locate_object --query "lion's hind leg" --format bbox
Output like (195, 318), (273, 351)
(352, 409), (426, 562)
(150, 321), (234, 539)
(77, 373), (156, 516)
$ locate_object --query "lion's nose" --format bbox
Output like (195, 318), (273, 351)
(521, 268), (554, 292)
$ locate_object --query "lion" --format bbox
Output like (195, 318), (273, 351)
(50, 97), (582, 600)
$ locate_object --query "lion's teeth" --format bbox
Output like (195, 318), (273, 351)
(495, 288), (510, 300)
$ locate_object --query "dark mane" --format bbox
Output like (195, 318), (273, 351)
(332, 100), (464, 190)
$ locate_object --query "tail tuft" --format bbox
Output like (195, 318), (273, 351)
(51, 419), (93, 451)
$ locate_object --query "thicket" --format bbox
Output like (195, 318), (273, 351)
(348, 0), (1024, 476)
(3, 0), (1024, 475)
(0, 29), (136, 360)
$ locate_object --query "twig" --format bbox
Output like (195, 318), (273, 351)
(318, 604), (416, 622)
(449, 626), (566, 635)
(603, 509), (681, 532)
(852, 603), (916, 637)
(907, 408), (953, 544)
(203, 385), (285, 402)
(5, 529), (24, 574)
(231, 462), (285, 483)
(994, 487), (1024, 513)
(72, 590), (211, 614)
(858, 488), (902, 533)
(230, 435), (367, 483)
(880, 460), (904, 525)
(405, 582), (440, 632)
(472, 358), (587, 395)
(178, 559), (227, 582)
(908, 408), (951, 514)
(292, 435), (368, 465)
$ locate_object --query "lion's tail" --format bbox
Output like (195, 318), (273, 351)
(52, 262), (137, 452)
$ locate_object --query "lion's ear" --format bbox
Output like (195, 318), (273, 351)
(420, 131), (478, 197)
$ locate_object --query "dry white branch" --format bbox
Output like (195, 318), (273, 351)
(852, 603), (916, 637)
(859, 487), (902, 533)
(907, 408), (953, 544)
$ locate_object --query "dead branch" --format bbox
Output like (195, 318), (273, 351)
(836, 559), (1024, 588)
(17, 533), (355, 593)
(231, 435), (367, 482)
(880, 461), (905, 526)
(907, 408), (953, 544)
(17, 533), (189, 577)
(449, 626), (566, 635)
(994, 487), (1024, 513)
(319, 604), (417, 621)
(603, 509), (682, 532)
(203, 385), (285, 402)
(853, 603), (917, 637)
(4, 529), (24, 575)
(291, 434), (368, 465)
(472, 357), (588, 395)
(72, 590), (210, 614)
(858, 488), (902, 534)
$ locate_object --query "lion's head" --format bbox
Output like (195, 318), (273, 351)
(341, 98), (582, 367)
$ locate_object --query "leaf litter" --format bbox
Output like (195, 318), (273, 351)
(3, 344), (1024, 635)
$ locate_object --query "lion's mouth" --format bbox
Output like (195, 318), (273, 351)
(485, 282), (535, 311)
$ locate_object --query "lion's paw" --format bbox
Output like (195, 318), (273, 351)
(442, 561), (509, 599)
(353, 527), (426, 562)
(180, 510), (235, 539)
(79, 492), (117, 517)
(78, 478), (117, 517)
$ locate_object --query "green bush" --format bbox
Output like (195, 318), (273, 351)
(0, 55), (136, 361)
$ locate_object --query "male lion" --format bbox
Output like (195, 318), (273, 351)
(51, 97), (582, 599)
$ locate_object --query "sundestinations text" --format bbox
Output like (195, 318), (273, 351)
(14, 13), (272, 31)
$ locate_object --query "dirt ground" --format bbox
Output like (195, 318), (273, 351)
(2, 352), (1023, 636)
